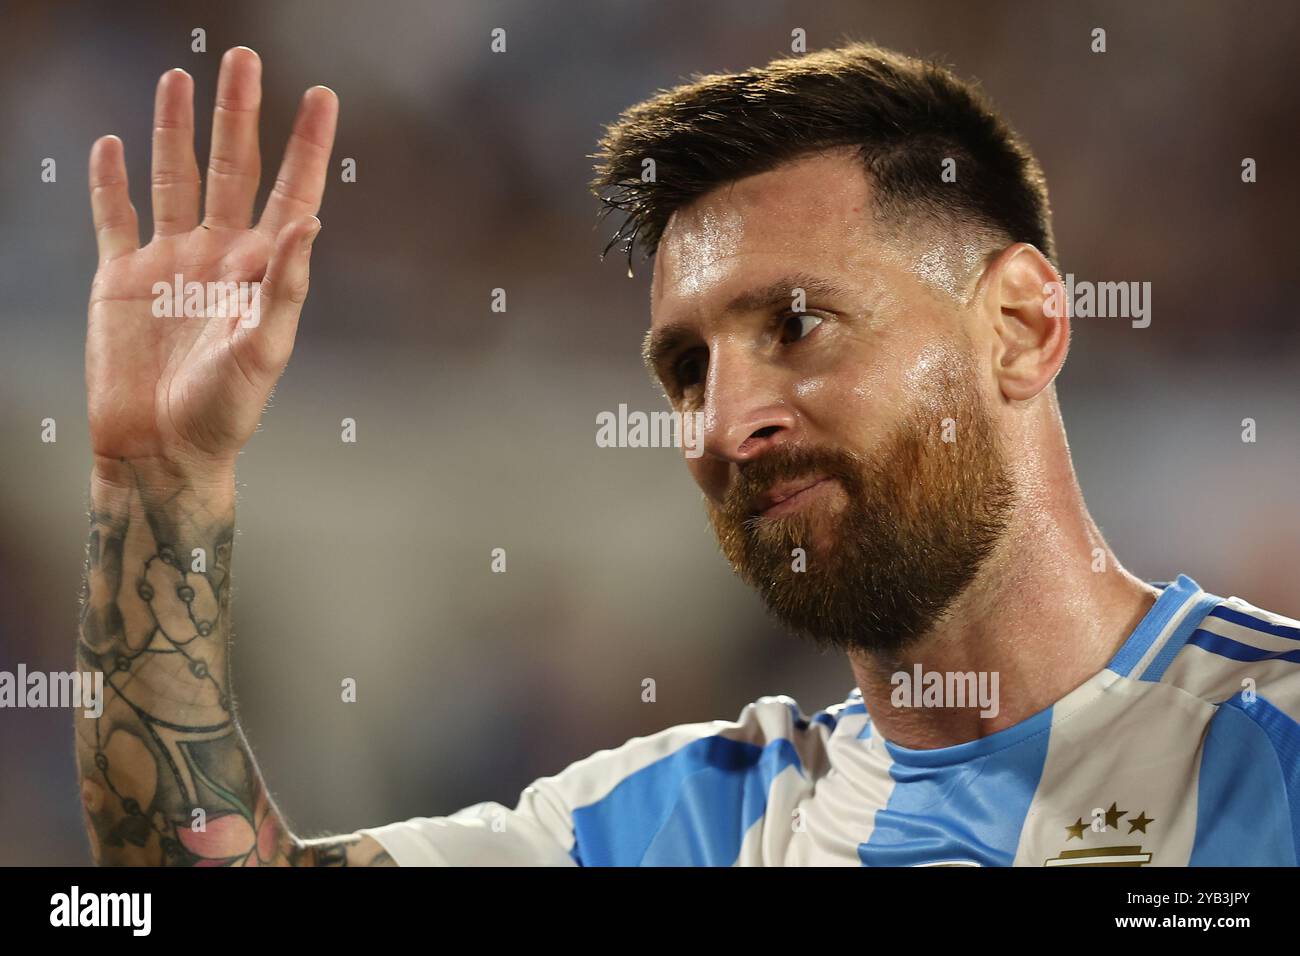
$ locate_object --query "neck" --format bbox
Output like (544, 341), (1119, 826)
(848, 395), (1158, 750)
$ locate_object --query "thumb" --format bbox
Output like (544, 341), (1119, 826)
(239, 216), (321, 375)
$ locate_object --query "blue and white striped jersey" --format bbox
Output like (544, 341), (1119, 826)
(362, 575), (1300, 866)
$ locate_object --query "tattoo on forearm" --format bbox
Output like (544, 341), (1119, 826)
(74, 469), (386, 866)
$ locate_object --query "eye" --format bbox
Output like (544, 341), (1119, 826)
(673, 348), (708, 393)
(778, 312), (823, 345)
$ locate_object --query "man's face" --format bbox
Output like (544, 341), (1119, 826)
(647, 149), (1014, 657)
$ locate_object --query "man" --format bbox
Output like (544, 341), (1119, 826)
(77, 43), (1299, 867)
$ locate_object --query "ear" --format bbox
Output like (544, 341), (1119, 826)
(980, 243), (1069, 402)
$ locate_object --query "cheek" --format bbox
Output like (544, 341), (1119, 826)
(796, 357), (900, 450)
(901, 341), (961, 390)
(795, 329), (950, 453)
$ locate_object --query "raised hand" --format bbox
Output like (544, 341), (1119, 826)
(86, 47), (338, 482)
(74, 50), (393, 867)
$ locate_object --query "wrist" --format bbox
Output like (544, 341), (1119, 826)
(91, 454), (236, 497)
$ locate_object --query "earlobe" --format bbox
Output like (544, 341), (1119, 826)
(985, 244), (1069, 402)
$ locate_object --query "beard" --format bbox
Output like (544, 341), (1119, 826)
(706, 362), (1014, 658)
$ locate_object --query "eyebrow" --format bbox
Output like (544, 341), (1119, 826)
(642, 272), (854, 379)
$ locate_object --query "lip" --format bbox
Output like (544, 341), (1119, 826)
(753, 476), (833, 518)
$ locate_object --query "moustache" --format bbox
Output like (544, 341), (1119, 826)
(721, 445), (866, 521)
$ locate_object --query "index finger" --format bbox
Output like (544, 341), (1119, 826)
(255, 86), (338, 240)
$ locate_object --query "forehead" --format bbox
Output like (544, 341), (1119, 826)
(650, 149), (883, 325)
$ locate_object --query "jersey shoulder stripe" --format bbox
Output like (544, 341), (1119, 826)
(1148, 583), (1300, 700)
(1151, 582), (1300, 845)
(1208, 602), (1300, 641)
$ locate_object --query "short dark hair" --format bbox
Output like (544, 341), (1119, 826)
(592, 42), (1055, 269)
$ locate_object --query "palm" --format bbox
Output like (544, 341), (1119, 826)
(89, 230), (273, 463)
(87, 48), (337, 471)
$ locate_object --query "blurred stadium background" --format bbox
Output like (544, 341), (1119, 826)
(0, 0), (1296, 864)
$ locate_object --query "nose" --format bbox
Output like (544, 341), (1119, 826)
(699, 343), (798, 463)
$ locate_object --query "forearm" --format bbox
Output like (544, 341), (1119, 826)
(74, 459), (347, 866)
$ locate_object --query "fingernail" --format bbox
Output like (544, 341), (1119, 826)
(303, 218), (321, 251)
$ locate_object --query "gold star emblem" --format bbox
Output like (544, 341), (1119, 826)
(1104, 802), (1127, 830)
(1065, 817), (1087, 841)
(1128, 811), (1153, 834)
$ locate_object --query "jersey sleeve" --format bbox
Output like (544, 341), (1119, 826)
(357, 694), (826, 866)
(358, 789), (579, 866)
